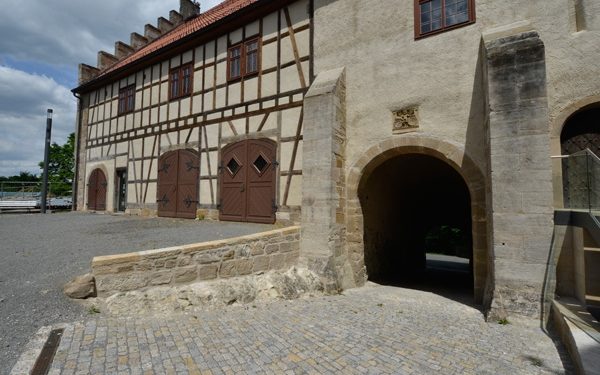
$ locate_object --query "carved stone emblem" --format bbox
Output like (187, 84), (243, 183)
(392, 107), (419, 133)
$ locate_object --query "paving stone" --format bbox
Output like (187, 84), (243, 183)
(31, 284), (574, 374)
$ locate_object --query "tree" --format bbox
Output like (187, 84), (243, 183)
(39, 133), (75, 196)
(0, 171), (40, 182)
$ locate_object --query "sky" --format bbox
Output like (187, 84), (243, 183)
(0, 0), (222, 177)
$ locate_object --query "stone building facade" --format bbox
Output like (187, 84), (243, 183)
(73, 0), (600, 318)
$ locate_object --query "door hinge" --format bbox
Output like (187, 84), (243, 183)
(183, 196), (199, 208)
(185, 160), (200, 172)
(156, 194), (170, 205)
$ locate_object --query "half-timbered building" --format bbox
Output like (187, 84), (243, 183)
(73, 0), (311, 224)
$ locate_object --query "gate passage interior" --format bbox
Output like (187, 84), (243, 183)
(220, 139), (276, 224)
(157, 149), (199, 219)
(87, 168), (107, 211)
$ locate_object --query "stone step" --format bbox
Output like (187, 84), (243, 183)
(552, 299), (600, 375)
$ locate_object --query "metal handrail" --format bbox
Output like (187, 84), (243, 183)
(0, 181), (72, 201)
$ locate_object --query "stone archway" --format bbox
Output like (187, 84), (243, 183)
(345, 135), (489, 305)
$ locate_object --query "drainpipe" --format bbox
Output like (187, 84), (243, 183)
(72, 92), (83, 211)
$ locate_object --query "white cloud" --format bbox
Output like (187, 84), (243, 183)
(0, 0), (223, 69)
(0, 0), (223, 176)
(0, 66), (76, 176)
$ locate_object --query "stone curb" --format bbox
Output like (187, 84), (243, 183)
(92, 226), (300, 267)
(10, 323), (71, 375)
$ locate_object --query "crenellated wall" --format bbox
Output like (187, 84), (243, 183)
(78, 0), (199, 84)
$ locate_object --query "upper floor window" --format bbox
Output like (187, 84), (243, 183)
(415, 0), (475, 39)
(118, 85), (135, 115)
(169, 63), (193, 100)
(228, 38), (261, 81)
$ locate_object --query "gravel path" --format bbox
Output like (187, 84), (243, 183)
(0, 212), (273, 374)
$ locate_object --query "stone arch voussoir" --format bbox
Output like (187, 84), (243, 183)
(345, 134), (489, 304)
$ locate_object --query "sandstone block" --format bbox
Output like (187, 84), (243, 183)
(177, 256), (192, 267)
(150, 271), (172, 286)
(253, 256), (270, 272)
(235, 244), (251, 258)
(198, 264), (218, 280)
(270, 253), (287, 270)
(64, 273), (96, 299)
(174, 266), (197, 284)
(96, 273), (148, 294)
(279, 242), (292, 253)
(250, 242), (265, 256)
(219, 261), (237, 278)
(194, 250), (221, 264)
(237, 259), (253, 275)
(265, 244), (279, 254)
(220, 248), (235, 260)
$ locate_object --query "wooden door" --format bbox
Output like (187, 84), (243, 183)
(87, 168), (107, 211)
(176, 149), (200, 219)
(220, 141), (247, 222)
(157, 150), (199, 218)
(220, 139), (276, 224)
(246, 139), (276, 223)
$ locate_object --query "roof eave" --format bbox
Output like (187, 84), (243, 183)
(73, 0), (288, 95)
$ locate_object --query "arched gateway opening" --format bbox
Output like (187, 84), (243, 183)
(347, 137), (488, 305)
(359, 154), (473, 300)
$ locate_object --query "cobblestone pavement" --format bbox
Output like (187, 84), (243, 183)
(30, 284), (571, 374)
(0, 212), (272, 374)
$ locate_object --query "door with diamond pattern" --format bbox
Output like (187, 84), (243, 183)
(157, 149), (199, 219)
(220, 139), (276, 224)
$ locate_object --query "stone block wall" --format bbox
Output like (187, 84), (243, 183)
(300, 67), (355, 291)
(92, 226), (300, 296)
(483, 25), (554, 318)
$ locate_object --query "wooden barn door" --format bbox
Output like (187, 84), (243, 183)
(157, 149), (199, 219)
(87, 168), (107, 211)
(220, 139), (276, 224)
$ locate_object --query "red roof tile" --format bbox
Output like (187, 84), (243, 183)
(97, 0), (258, 78)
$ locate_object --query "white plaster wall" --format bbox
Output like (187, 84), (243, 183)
(80, 1), (312, 214)
(313, 0), (600, 173)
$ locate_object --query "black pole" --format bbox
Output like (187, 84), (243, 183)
(41, 109), (53, 213)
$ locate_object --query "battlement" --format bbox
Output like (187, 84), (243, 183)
(78, 0), (200, 85)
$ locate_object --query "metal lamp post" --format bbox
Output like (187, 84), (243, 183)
(41, 109), (53, 213)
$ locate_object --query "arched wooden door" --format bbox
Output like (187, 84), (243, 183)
(88, 168), (107, 211)
(220, 139), (276, 224)
(157, 149), (199, 219)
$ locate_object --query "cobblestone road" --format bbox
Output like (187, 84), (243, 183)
(28, 284), (571, 374)
(0, 212), (272, 374)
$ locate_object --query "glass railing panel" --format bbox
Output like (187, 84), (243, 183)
(561, 149), (600, 213)
(589, 150), (600, 212)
